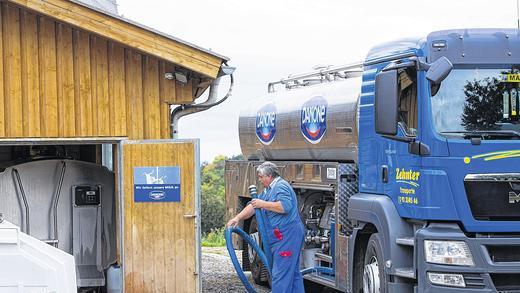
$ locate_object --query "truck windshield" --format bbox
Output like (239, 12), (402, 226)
(431, 65), (520, 139)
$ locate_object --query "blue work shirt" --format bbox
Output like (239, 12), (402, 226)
(258, 177), (300, 229)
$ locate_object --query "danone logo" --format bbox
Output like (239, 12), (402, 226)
(149, 190), (166, 200)
(301, 96), (327, 144)
(256, 103), (277, 145)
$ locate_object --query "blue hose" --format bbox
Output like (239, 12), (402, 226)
(224, 185), (272, 293)
(248, 186), (273, 270)
(225, 227), (271, 293)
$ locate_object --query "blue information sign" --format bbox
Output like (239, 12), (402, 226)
(133, 166), (181, 202)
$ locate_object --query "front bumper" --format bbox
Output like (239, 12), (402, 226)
(416, 223), (520, 292)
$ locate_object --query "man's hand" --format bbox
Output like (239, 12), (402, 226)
(250, 199), (267, 209)
(226, 217), (239, 228)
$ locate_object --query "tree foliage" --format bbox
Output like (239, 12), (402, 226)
(461, 76), (505, 130)
(200, 154), (243, 235)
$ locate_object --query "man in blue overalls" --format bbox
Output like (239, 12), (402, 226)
(227, 162), (305, 293)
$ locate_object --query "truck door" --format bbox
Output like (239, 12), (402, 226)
(382, 67), (422, 209)
(120, 139), (200, 293)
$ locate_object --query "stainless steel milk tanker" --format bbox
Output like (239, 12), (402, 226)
(239, 76), (362, 162)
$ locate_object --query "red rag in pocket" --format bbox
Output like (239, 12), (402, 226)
(273, 228), (283, 241)
(279, 251), (292, 257)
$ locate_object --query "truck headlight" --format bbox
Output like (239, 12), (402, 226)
(428, 272), (466, 287)
(424, 240), (474, 266)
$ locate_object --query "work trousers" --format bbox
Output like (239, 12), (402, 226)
(267, 220), (305, 293)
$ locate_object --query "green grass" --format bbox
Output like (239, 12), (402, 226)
(202, 227), (226, 247)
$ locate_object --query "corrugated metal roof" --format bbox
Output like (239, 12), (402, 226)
(70, 0), (229, 61)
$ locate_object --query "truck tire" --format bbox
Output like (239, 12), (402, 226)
(362, 233), (386, 293)
(248, 216), (270, 285)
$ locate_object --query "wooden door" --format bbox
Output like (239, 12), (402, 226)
(120, 140), (200, 293)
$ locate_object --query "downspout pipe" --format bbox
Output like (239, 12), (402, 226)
(171, 62), (235, 138)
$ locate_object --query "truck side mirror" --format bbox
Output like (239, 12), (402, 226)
(426, 56), (453, 84)
(375, 70), (399, 136)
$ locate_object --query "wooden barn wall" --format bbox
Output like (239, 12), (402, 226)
(123, 142), (198, 293)
(0, 2), (194, 139)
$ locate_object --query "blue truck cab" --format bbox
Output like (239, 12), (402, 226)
(352, 28), (520, 292)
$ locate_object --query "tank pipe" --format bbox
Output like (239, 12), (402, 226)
(12, 168), (30, 234)
(51, 161), (67, 247)
(171, 61), (235, 138)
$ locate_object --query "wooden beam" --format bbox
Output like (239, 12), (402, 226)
(6, 0), (223, 78)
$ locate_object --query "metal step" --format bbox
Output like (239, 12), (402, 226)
(396, 237), (414, 246)
(394, 267), (416, 279)
(303, 273), (336, 288)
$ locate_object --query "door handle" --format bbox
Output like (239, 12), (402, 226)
(382, 165), (388, 183)
(183, 214), (197, 218)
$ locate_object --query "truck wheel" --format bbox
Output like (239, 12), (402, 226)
(363, 233), (386, 293)
(248, 216), (270, 285)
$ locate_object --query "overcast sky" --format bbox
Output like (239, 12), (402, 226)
(117, 0), (519, 162)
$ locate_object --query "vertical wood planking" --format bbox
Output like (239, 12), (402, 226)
(72, 29), (81, 135)
(89, 35), (98, 135)
(133, 145), (144, 292)
(175, 144), (187, 292)
(143, 56), (161, 139)
(19, 10), (28, 135)
(94, 37), (110, 136)
(73, 30), (93, 136)
(156, 147), (166, 293)
(108, 42), (127, 136)
(125, 50), (144, 139)
(163, 140), (176, 292)
(0, 6), (204, 139)
(142, 144), (155, 291)
(56, 23), (75, 137)
(184, 144), (196, 290)
(159, 61), (175, 139)
(157, 144), (167, 293)
(123, 143), (133, 292)
(39, 16), (58, 137)
(55, 23), (63, 136)
(188, 143), (197, 290)
(0, 4), (5, 137)
(3, 4), (23, 137)
(20, 11), (40, 136)
(124, 48), (133, 139)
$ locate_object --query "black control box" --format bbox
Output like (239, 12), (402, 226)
(74, 185), (101, 206)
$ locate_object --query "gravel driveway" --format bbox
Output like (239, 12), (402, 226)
(202, 247), (269, 293)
